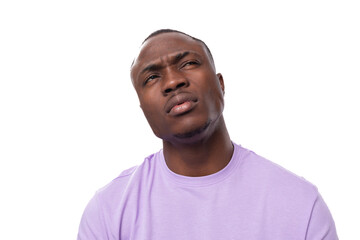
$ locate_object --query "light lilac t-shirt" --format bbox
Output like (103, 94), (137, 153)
(78, 143), (338, 239)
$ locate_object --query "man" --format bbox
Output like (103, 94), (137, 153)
(78, 29), (338, 239)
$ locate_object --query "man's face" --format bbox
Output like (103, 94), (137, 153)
(131, 32), (225, 143)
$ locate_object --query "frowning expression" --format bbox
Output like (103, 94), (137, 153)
(131, 32), (225, 143)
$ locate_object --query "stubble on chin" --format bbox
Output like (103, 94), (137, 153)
(173, 120), (211, 139)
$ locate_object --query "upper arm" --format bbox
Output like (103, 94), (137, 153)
(305, 193), (338, 240)
(77, 194), (108, 240)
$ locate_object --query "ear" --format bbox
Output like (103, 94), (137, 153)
(217, 73), (225, 94)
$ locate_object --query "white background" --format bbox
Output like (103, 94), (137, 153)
(0, 0), (359, 239)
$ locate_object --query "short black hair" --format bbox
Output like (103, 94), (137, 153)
(142, 29), (214, 64)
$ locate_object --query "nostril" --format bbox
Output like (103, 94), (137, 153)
(163, 81), (187, 94)
(176, 82), (186, 89)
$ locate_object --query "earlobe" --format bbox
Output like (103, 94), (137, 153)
(217, 73), (225, 94)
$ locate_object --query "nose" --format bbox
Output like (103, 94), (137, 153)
(161, 70), (189, 95)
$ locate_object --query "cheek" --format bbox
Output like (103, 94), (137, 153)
(200, 76), (225, 109)
(140, 98), (166, 137)
(138, 90), (159, 116)
(141, 106), (162, 137)
(208, 90), (224, 112)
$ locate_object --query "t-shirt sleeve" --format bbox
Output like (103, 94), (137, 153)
(306, 192), (338, 240)
(77, 193), (107, 240)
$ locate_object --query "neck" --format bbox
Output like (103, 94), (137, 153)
(162, 116), (233, 177)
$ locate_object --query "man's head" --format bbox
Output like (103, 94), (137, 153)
(130, 29), (225, 144)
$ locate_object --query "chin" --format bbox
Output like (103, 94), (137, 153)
(171, 120), (211, 143)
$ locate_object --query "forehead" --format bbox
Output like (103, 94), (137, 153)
(131, 33), (210, 77)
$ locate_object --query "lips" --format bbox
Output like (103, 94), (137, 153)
(165, 92), (198, 115)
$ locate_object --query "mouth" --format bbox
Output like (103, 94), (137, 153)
(165, 93), (198, 116)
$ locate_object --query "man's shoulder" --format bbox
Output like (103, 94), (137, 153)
(95, 152), (158, 201)
(239, 145), (318, 198)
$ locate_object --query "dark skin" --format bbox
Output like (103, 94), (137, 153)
(131, 32), (233, 177)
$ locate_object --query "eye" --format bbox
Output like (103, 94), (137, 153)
(181, 60), (199, 69)
(144, 74), (159, 85)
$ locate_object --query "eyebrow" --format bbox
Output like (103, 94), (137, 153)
(173, 51), (190, 64)
(140, 51), (191, 75)
(140, 63), (161, 75)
